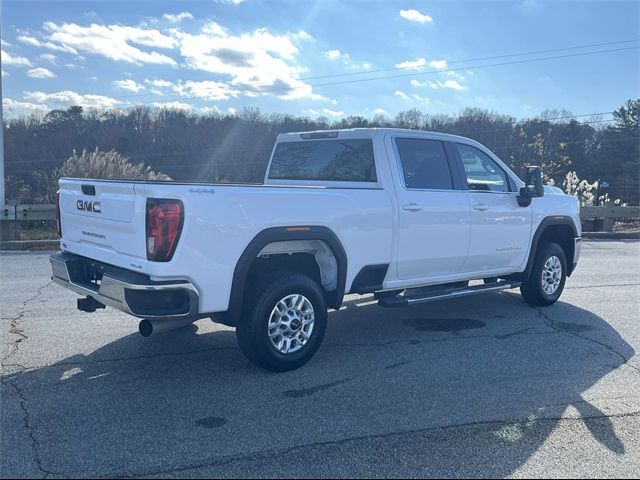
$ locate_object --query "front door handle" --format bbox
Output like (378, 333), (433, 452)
(402, 203), (423, 212)
(473, 203), (489, 212)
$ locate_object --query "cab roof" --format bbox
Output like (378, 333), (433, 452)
(276, 128), (478, 145)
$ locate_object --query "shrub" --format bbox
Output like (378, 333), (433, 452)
(58, 148), (171, 181)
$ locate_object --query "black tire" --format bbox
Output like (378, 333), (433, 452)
(520, 242), (567, 306)
(236, 271), (327, 372)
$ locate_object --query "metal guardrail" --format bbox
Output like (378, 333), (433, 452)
(0, 204), (638, 242)
(2, 204), (57, 221)
(4, 204), (640, 221)
(580, 206), (640, 218)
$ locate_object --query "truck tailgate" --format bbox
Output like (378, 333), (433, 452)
(59, 179), (147, 261)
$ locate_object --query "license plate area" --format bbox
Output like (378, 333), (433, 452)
(65, 257), (107, 292)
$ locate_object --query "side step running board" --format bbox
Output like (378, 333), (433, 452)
(378, 281), (521, 308)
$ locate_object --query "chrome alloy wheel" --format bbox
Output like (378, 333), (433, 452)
(267, 294), (315, 354)
(542, 255), (562, 295)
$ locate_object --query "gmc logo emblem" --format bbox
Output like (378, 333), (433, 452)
(77, 200), (102, 213)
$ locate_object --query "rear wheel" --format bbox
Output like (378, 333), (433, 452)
(236, 271), (327, 372)
(520, 242), (567, 306)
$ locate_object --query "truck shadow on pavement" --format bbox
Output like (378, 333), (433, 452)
(2, 293), (636, 477)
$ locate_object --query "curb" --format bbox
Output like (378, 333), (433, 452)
(582, 231), (640, 240)
(0, 239), (60, 251)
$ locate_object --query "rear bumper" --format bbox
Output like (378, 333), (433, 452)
(50, 252), (199, 319)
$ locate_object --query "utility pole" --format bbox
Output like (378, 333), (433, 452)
(0, 10), (5, 213)
(0, 9), (16, 241)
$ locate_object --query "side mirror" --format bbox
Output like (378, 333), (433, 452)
(517, 166), (544, 207)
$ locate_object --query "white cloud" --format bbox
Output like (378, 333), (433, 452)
(293, 30), (313, 41)
(17, 35), (43, 47)
(151, 101), (194, 111)
(162, 12), (194, 23)
(24, 90), (121, 108)
(445, 70), (465, 80)
(347, 61), (371, 71)
(412, 94), (430, 103)
(325, 49), (370, 72)
(396, 58), (426, 70)
(325, 49), (345, 60)
(19, 19), (324, 103)
(442, 79), (466, 90)
(228, 107), (237, 115)
(1, 70), (8, 77)
(113, 79), (144, 92)
(175, 25), (324, 102)
(175, 80), (240, 101)
(200, 106), (222, 115)
(395, 90), (410, 100)
(373, 108), (389, 116)
(40, 53), (57, 64)
(429, 60), (447, 69)
(399, 9), (433, 24)
(27, 67), (56, 78)
(141, 78), (242, 101)
(3, 97), (49, 112)
(411, 79), (439, 89)
(201, 21), (227, 37)
(17, 34), (78, 54)
(41, 22), (177, 65)
(396, 58), (447, 70)
(145, 78), (174, 89)
(322, 108), (344, 117)
(411, 79), (467, 91)
(2, 50), (32, 67)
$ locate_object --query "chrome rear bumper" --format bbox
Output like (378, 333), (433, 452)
(50, 252), (199, 319)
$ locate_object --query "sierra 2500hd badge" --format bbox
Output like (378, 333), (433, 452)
(77, 200), (102, 213)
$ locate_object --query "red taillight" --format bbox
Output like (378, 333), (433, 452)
(55, 190), (62, 238)
(146, 199), (184, 262)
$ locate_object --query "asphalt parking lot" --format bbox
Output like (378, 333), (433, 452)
(1, 240), (639, 478)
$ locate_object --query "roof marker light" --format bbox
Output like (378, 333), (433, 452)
(300, 131), (339, 139)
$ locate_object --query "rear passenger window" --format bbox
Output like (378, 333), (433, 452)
(395, 138), (453, 190)
(269, 139), (376, 182)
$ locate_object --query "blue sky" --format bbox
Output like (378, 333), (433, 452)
(1, 0), (638, 120)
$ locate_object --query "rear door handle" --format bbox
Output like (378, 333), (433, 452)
(473, 203), (489, 212)
(402, 203), (423, 212)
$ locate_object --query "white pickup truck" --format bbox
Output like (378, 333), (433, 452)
(51, 128), (581, 371)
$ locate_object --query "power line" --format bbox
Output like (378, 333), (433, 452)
(103, 44), (640, 106)
(111, 39), (639, 101)
(295, 47), (640, 90)
(301, 39), (640, 80)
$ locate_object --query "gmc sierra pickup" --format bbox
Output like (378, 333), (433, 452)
(50, 128), (581, 371)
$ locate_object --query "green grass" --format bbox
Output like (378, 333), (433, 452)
(19, 221), (57, 240)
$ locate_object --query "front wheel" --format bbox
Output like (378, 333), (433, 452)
(520, 242), (567, 306)
(236, 271), (327, 372)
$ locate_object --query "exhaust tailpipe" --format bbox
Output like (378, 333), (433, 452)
(139, 317), (196, 337)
